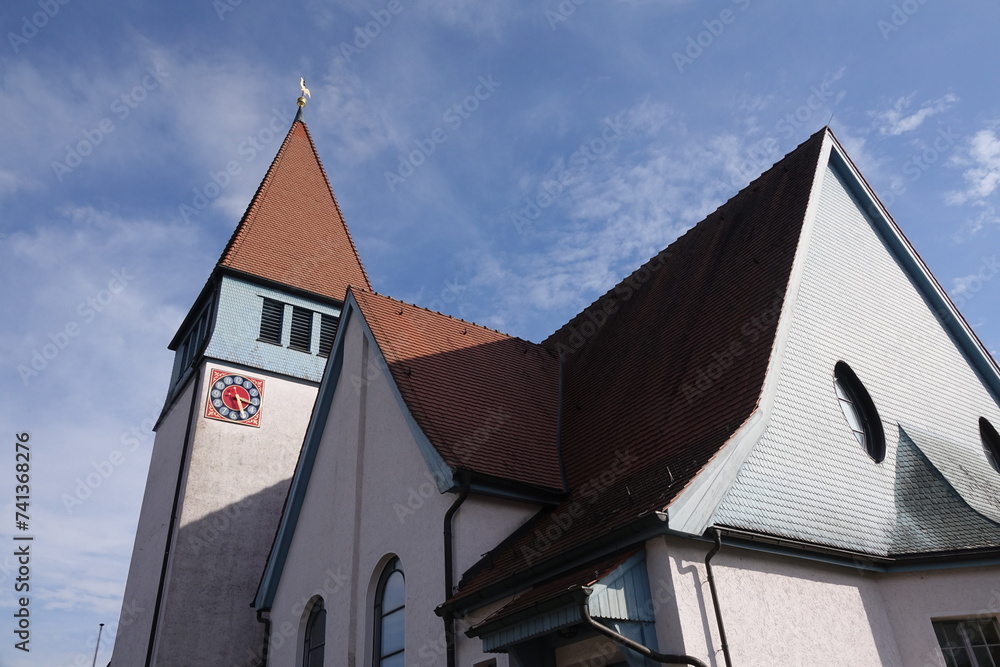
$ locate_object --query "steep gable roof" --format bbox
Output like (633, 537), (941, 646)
(217, 120), (371, 301)
(255, 288), (564, 609)
(354, 289), (564, 492)
(446, 129), (829, 610)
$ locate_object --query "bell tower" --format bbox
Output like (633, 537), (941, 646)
(111, 97), (370, 666)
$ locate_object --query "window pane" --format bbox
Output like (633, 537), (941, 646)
(382, 571), (404, 611)
(835, 380), (850, 402)
(381, 652), (405, 667)
(937, 621), (966, 649)
(972, 646), (996, 667)
(380, 608), (404, 656)
(259, 298), (284, 344)
(984, 617), (1000, 644)
(289, 307), (313, 351)
(309, 608), (326, 648)
(307, 645), (325, 667)
(838, 396), (864, 433)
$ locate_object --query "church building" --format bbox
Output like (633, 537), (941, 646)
(112, 100), (1000, 667)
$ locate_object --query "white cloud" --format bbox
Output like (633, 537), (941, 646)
(463, 104), (759, 339)
(947, 127), (1000, 207)
(872, 92), (958, 137)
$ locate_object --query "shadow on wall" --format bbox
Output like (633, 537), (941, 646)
(156, 478), (292, 667)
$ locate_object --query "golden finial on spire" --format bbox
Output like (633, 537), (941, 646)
(298, 77), (311, 108)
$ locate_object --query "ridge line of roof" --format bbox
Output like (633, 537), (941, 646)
(216, 118), (299, 270)
(298, 121), (372, 290)
(354, 288), (555, 353)
(542, 128), (830, 348)
(349, 288), (450, 451)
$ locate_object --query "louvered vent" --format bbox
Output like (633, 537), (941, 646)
(289, 306), (313, 352)
(259, 298), (284, 345)
(318, 314), (339, 358)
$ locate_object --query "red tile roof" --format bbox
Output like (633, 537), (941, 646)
(217, 120), (371, 301)
(447, 129), (828, 610)
(352, 289), (565, 492)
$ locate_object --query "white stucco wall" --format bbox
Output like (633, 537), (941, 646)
(111, 379), (196, 666)
(879, 566), (1000, 667)
(148, 361), (317, 666)
(649, 536), (901, 667)
(648, 535), (1000, 667)
(266, 312), (536, 667)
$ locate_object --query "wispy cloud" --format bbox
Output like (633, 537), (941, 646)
(947, 126), (1000, 206)
(871, 92), (958, 137)
(465, 101), (759, 339)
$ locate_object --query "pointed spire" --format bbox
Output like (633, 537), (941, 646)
(295, 77), (310, 123)
(217, 111), (371, 301)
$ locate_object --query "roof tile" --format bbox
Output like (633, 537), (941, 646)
(352, 289), (564, 492)
(218, 120), (371, 301)
(449, 129), (828, 608)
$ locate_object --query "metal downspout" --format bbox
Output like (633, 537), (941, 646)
(255, 609), (271, 666)
(704, 528), (733, 667)
(578, 588), (709, 667)
(444, 474), (472, 667)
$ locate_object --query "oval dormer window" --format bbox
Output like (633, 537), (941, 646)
(982, 417), (1000, 474)
(833, 362), (885, 463)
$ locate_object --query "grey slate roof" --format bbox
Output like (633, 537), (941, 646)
(892, 425), (1000, 554)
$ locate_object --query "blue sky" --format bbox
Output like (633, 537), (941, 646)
(1, 1), (999, 664)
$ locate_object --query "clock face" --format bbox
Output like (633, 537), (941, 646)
(204, 369), (265, 427)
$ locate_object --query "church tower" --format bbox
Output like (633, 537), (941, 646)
(111, 101), (370, 666)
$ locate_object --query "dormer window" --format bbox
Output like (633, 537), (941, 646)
(981, 417), (1000, 474)
(833, 361), (885, 463)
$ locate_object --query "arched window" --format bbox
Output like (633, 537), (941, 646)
(833, 362), (885, 463)
(981, 417), (1000, 474)
(374, 558), (405, 667)
(303, 599), (326, 667)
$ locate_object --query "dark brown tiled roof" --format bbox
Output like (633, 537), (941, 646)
(448, 129), (828, 609)
(471, 549), (637, 633)
(352, 289), (564, 492)
(218, 120), (371, 300)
